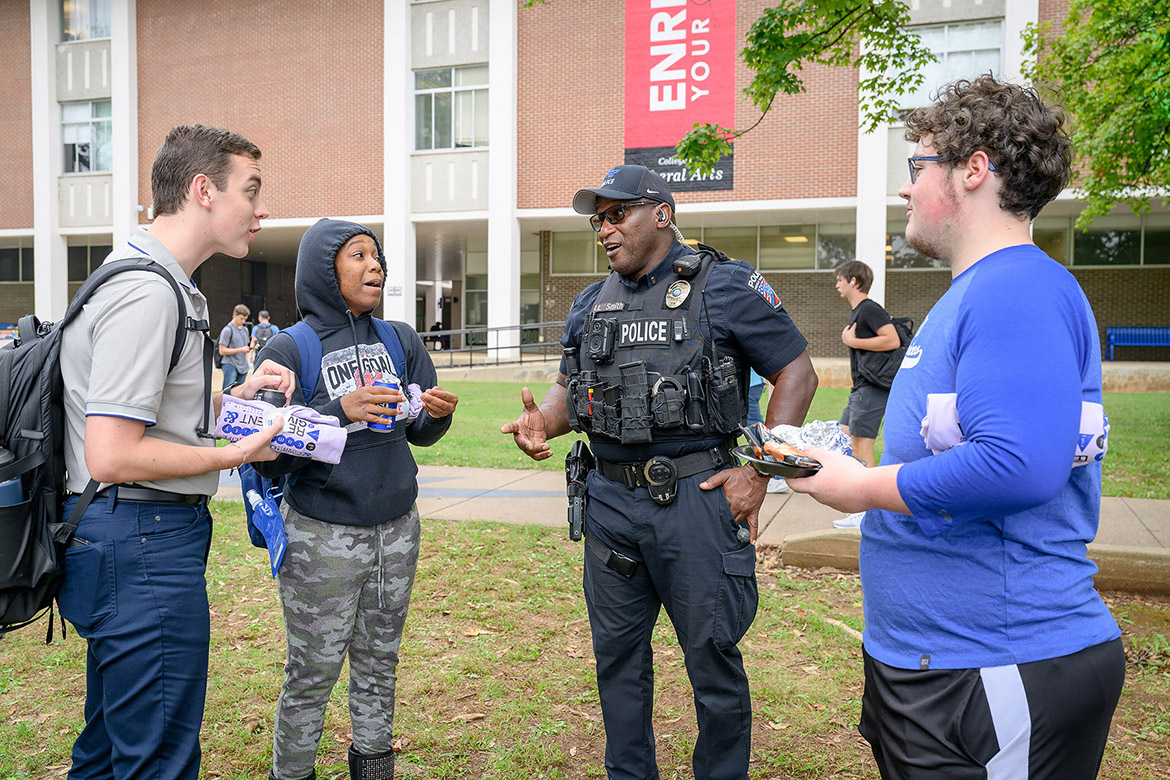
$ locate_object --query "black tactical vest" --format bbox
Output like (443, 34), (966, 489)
(564, 245), (745, 445)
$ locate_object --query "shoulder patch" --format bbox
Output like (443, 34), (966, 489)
(746, 271), (782, 310)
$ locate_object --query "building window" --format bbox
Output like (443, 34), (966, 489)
(67, 243), (112, 281)
(705, 227), (761, 267)
(1033, 214), (1170, 267)
(415, 66), (488, 150)
(1033, 217), (1072, 265)
(759, 225), (818, 270)
(816, 223), (857, 270)
(62, 100), (112, 173)
(0, 244), (35, 282)
(903, 20), (1002, 109)
(550, 223), (850, 275)
(896, 213), (1168, 269)
(550, 232), (606, 275)
(61, 0), (111, 42)
(1072, 215), (1142, 267)
(1145, 214), (1170, 265)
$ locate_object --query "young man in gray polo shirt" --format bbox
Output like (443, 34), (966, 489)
(58, 125), (292, 780)
(218, 303), (253, 389)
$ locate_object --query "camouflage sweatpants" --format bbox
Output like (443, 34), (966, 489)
(271, 502), (420, 780)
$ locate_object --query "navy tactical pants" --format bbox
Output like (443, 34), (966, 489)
(58, 495), (213, 780)
(582, 467), (758, 780)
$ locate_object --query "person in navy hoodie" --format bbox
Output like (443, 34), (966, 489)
(788, 76), (1124, 779)
(255, 219), (457, 780)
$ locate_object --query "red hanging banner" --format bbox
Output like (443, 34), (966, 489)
(624, 0), (736, 190)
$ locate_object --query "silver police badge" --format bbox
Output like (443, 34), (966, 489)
(664, 280), (691, 309)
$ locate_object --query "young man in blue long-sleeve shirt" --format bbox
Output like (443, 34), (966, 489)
(789, 75), (1124, 779)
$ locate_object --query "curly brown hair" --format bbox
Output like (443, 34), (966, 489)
(904, 75), (1071, 219)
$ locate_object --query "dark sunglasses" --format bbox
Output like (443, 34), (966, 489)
(589, 201), (659, 232)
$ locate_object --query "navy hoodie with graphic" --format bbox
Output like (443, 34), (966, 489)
(254, 219), (451, 526)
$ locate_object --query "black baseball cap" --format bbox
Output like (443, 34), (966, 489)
(573, 165), (676, 214)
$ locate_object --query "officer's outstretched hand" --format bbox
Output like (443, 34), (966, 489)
(700, 464), (768, 543)
(501, 386), (552, 461)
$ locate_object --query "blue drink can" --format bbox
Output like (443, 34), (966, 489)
(368, 380), (398, 432)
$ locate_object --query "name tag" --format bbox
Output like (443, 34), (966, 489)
(618, 318), (671, 347)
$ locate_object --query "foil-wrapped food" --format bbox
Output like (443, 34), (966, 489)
(735, 422), (822, 476)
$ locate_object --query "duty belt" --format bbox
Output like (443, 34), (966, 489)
(595, 443), (734, 490)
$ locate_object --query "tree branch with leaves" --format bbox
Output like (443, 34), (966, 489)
(675, 0), (935, 175)
(1023, 0), (1170, 229)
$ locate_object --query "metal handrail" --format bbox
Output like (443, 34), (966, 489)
(422, 321), (567, 368)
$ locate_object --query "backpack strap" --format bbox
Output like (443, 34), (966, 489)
(64, 258), (194, 374)
(373, 319), (407, 386)
(285, 322), (323, 402)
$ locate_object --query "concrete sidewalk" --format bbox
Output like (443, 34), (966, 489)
(216, 464), (1170, 594)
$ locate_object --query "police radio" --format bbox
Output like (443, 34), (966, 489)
(671, 252), (702, 279)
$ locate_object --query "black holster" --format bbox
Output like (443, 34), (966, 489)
(565, 440), (594, 541)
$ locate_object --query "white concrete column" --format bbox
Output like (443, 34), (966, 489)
(383, 0), (415, 323)
(30, 1), (68, 319)
(1003, 0), (1039, 86)
(856, 121), (889, 307)
(110, 0), (138, 247)
(486, 0), (520, 359)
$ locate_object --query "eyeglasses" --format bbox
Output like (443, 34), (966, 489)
(907, 155), (1000, 184)
(589, 201), (658, 232)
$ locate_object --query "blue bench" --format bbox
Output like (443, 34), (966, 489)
(1105, 326), (1170, 361)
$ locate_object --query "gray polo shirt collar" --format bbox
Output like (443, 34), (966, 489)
(119, 227), (209, 322)
(124, 228), (200, 294)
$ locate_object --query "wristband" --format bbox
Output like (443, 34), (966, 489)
(227, 440), (248, 465)
(223, 381), (244, 398)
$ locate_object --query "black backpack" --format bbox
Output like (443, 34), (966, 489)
(857, 316), (915, 390)
(253, 322), (275, 350)
(0, 258), (202, 639)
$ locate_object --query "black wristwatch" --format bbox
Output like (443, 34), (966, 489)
(223, 381), (244, 398)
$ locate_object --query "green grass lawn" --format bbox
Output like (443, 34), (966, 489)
(2, 509), (1167, 779)
(420, 381), (1170, 499)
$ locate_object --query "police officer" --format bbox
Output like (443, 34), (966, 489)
(502, 165), (818, 780)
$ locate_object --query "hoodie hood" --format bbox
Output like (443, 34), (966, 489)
(295, 218), (387, 328)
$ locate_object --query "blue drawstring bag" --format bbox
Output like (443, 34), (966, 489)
(241, 467), (286, 577)
(239, 462), (283, 548)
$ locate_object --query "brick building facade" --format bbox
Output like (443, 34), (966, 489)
(1, 0), (1167, 361)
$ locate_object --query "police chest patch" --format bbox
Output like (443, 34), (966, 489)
(747, 271), (782, 309)
(618, 318), (671, 347)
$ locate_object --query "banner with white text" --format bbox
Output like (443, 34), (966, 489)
(624, 0), (736, 191)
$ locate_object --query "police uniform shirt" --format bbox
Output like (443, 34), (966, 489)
(560, 240), (807, 463)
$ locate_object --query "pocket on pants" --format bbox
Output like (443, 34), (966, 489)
(714, 545), (758, 650)
(58, 541), (117, 636)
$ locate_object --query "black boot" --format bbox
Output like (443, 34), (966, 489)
(348, 745), (395, 780)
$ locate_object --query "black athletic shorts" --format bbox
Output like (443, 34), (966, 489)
(858, 639), (1125, 780)
(839, 384), (889, 440)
